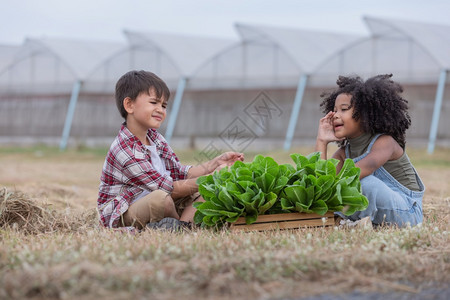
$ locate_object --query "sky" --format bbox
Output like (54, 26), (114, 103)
(1, 0), (450, 45)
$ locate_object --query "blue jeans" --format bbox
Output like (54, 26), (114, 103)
(340, 134), (425, 227)
(348, 171), (423, 226)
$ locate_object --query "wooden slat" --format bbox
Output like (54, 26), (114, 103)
(232, 211), (334, 225)
(229, 212), (335, 231)
(230, 217), (333, 232)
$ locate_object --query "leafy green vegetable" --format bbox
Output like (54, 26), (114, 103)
(194, 152), (368, 228)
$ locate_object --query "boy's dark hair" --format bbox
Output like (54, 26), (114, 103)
(115, 70), (170, 119)
(320, 74), (411, 148)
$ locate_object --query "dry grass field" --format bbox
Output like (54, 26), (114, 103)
(0, 145), (449, 299)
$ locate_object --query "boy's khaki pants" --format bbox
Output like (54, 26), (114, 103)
(121, 190), (200, 229)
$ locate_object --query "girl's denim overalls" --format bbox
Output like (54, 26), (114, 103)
(343, 134), (425, 227)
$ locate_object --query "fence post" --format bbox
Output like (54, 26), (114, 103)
(165, 77), (187, 143)
(284, 74), (308, 151)
(427, 69), (447, 154)
(59, 80), (82, 150)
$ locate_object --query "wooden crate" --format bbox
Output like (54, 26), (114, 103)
(229, 211), (335, 231)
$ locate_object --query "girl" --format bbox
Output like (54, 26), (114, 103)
(315, 74), (425, 227)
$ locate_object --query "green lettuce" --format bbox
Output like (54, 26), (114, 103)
(194, 152), (368, 228)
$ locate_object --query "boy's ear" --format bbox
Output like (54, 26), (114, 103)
(123, 97), (134, 114)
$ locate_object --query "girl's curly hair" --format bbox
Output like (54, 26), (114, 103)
(320, 74), (411, 148)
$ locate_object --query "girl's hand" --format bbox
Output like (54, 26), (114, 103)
(317, 111), (343, 143)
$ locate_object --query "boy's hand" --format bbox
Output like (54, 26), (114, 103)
(187, 152), (244, 178)
(215, 152), (244, 168)
(214, 163), (230, 172)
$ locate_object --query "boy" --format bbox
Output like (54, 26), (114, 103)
(97, 70), (244, 231)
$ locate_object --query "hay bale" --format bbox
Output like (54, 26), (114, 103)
(0, 187), (98, 234)
(0, 187), (47, 233)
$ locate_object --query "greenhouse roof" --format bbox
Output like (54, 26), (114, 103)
(0, 44), (20, 71)
(364, 16), (450, 69)
(124, 30), (237, 77)
(235, 23), (363, 74)
(1, 17), (449, 92)
(13, 37), (125, 80)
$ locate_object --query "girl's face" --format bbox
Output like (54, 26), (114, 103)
(333, 93), (363, 139)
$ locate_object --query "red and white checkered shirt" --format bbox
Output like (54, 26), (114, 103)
(97, 124), (191, 228)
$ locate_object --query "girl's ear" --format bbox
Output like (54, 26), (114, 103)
(123, 97), (134, 114)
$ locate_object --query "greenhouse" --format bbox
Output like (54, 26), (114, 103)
(313, 16), (450, 153)
(119, 30), (237, 142)
(0, 44), (19, 72)
(185, 23), (363, 150)
(0, 16), (448, 152)
(0, 37), (125, 148)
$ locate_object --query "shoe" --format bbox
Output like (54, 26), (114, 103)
(146, 217), (191, 232)
(338, 216), (373, 230)
(179, 220), (192, 230)
(335, 215), (344, 226)
(357, 216), (373, 229)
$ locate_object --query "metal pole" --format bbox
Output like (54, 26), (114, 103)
(59, 80), (82, 150)
(165, 77), (187, 143)
(284, 74), (308, 151)
(427, 69), (447, 154)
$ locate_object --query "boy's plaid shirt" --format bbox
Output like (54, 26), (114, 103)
(97, 124), (191, 228)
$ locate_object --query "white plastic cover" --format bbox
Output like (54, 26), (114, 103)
(0, 44), (19, 71)
(0, 37), (125, 94)
(190, 23), (363, 89)
(364, 16), (450, 69)
(124, 30), (236, 77)
(1, 17), (449, 93)
(313, 16), (449, 84)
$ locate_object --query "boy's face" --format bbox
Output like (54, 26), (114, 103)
(126, 88), (168, 130)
